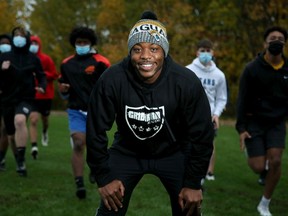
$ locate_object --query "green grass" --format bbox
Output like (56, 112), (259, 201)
(0, 114), (287, 216)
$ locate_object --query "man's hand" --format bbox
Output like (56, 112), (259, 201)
(239, 131), (251, 151)
(2, 61), (10, 70)
(35, 87), (45, 94)
(98, 180), (125, 212)
(178, 188), (202, 216)
(58, 83), (70, 93)
(212, 115), (219, 129)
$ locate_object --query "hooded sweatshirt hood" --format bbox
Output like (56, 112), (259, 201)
(30, 35), (42, 55)
(11, 27), (31, 52)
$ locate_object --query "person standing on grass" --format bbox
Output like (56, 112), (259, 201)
(236, 26), (288, 216)
(186, 39), (227, 181)
(0, 33), (15, 171)
(0, 26), (46, 177)
(29, 35), (58, 159)
(58, 26), (110, 200)
(86, 10), (214, 216)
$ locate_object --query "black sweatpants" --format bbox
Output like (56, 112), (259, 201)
(95, 149), (186, 216)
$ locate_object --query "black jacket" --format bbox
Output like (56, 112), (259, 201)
(86, 55), (214, 189)
(0, 37), (46, 105)
(59, 53), (110, 111)
(236, 52), (288, 133)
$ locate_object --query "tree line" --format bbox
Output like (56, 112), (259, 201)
(1, 0), (288, 116)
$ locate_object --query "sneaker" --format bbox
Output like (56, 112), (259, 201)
(206, 172), (215, 181)
(257, 204), (272, 216)
(41, 132), (49, 146)
(31, 146), (38, 160)
(76, 187), (86, 199)
(0, 159), (6, 171)
(16, 163), (27, 177)
(258, 170), (267, 186)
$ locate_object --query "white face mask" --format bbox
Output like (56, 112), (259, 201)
(0, 44), (11, 53)
(13, 36), (27, 47)
(29, 44), (39, 54)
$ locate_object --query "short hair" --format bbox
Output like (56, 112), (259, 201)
(197, 39), (213, 49)
(263, 26), (288, 42)
(69, 26), (97, 47)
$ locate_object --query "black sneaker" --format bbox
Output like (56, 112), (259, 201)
(0, 159), (5, 171)
(16, 163), (27, 177)
(31, 146), (38, 160)
(258, 170), (267, 186)
(76, 187), (86, 199)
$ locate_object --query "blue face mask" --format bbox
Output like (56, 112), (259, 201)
(13, 36), (27, 48)
(0, 44), (11, 53)
(199, 52), (213, 64)
(29, 44), (39, 54)
(75, 45), (90, 55)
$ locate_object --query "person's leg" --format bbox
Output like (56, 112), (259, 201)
(206, 141), (215, 180)
(71, 132), (86, 199)
(154, 151), (185, 216)
(40, 99), (52, 146)
(264, 148), (283, 199)
(67, 109), (88, 199)
(29, 111), (39, 159)
(14, 113), (28, 176)
(96, 150), (143, 216)
(0, 118), (9, 170)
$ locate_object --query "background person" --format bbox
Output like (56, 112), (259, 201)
(29, 35), (58, 159)
(0, 33), (14, 171)
(236, 26), (288, 216)
(58, 26), (110, 199)
(86, 11), (214, 216)
(186, 39), (227, 181)
(0, 26), (46, 176)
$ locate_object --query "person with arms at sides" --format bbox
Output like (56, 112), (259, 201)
(29, 35), (58, 159)
(186, 39), (227, 181)
(236, 26), (288, 216)
(0, 33), (14, 171)
(86, 11), (214, 216)
(0, 26), (46, 176)
(58, 26), (110, 199)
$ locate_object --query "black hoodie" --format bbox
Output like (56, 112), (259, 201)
(0, 27), (46, 105)
(86, 55), (214, 190)
(236, 52), (288, 133)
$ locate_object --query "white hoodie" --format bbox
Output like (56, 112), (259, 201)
(186, 58), (227, 117)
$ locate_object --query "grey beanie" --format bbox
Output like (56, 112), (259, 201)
(127, 11), (169, 57)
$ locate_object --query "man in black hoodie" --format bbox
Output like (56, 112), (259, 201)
(0, 26), (46, 177)
(236, 26), (288, 216)
(86, 11), (213, 216)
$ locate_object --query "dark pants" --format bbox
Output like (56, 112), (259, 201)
(95, 149), (185, 216)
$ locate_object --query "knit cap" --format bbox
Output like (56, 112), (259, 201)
(127, 11), (169, 57)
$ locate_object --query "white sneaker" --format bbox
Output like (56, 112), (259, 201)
(257, 204), (272, 216)
(41, 132), (49, 146)
(206, 172), (215, 181)
(31, 146), (38, 159)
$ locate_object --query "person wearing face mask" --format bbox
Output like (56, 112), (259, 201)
(58, 26), (110, 199)
(28, 35), (58, 159)
(236, 26), (288, 216)
(186, 39), (227, 182)
(0, 33), (15, 171)
(0, 26), (46, 177)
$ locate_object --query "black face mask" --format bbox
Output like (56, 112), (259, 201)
(268, 40), (284, 56)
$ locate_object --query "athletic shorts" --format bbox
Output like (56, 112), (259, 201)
(244, 119), (286, 157)
(2, 101), (35, 135)
(67, 108), (87, 134)
(33, 99), (52, 116)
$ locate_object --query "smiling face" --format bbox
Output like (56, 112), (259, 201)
(130, 42), (165, 84)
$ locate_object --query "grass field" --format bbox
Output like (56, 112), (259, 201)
(0, 113), (287, 216)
